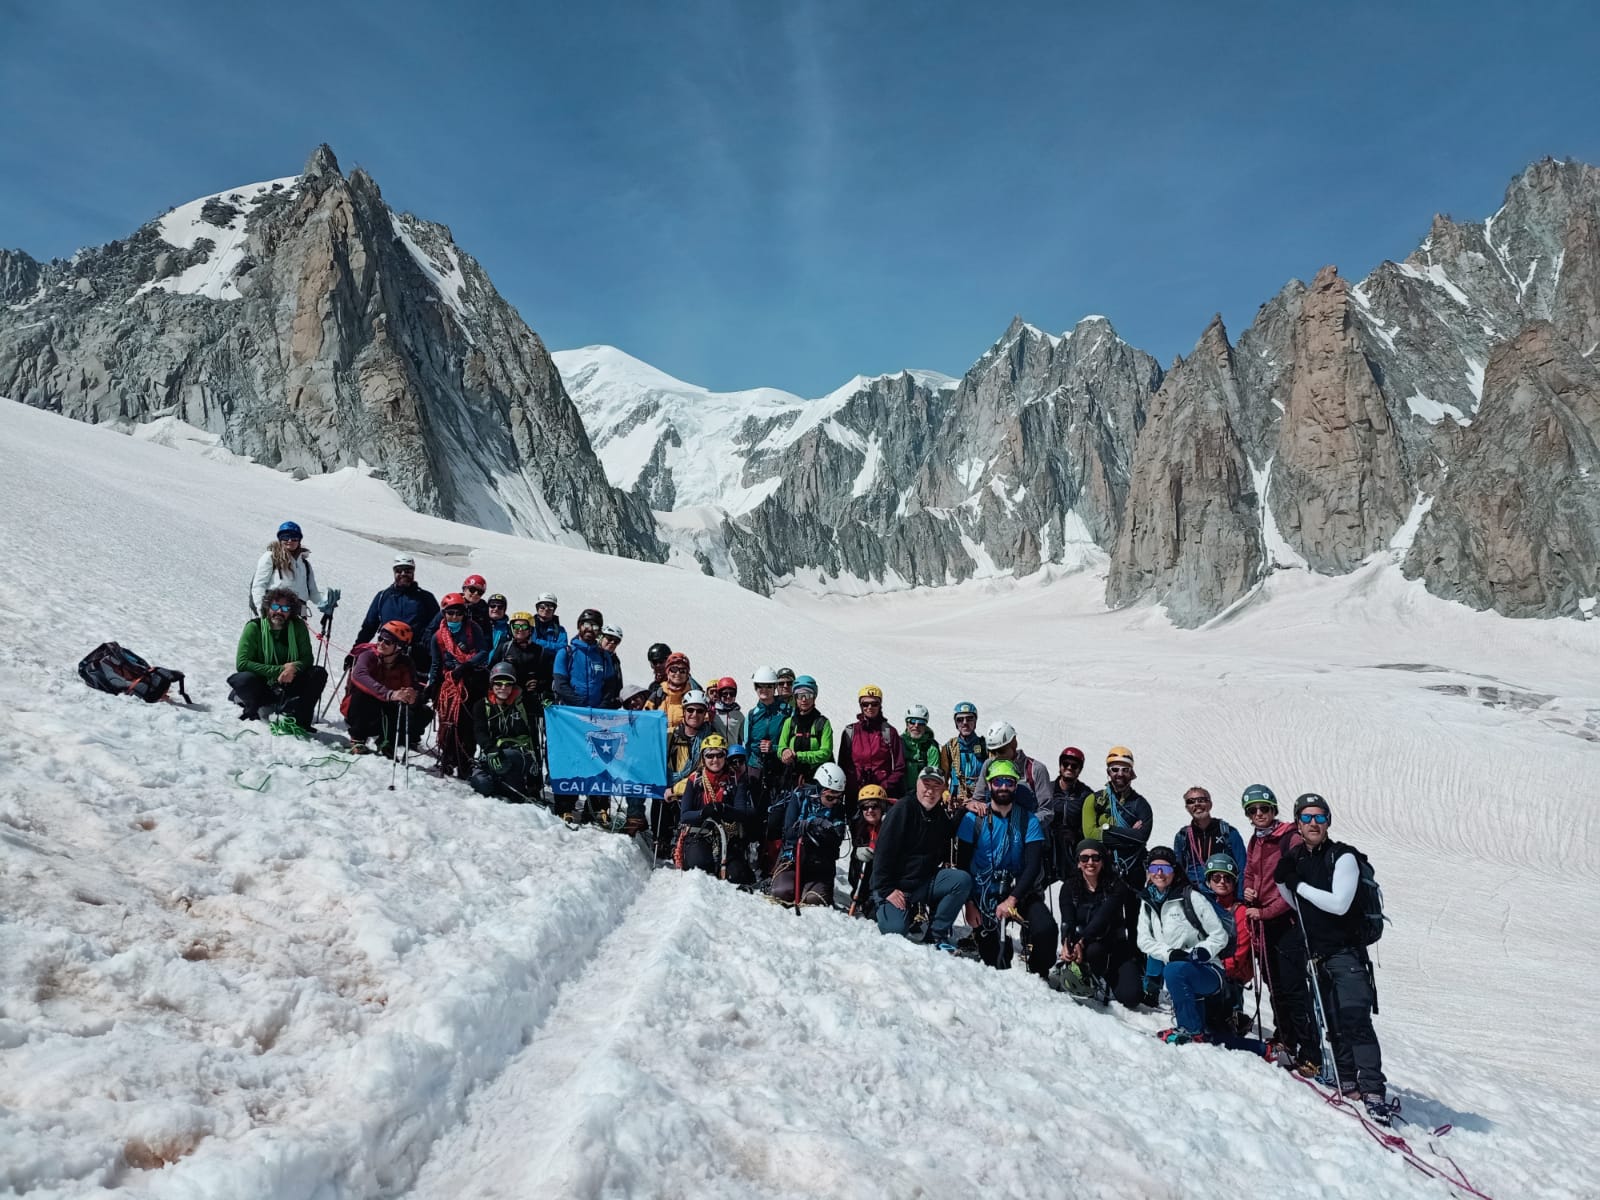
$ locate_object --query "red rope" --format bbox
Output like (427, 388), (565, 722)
(1294, 1076), (1496, 1199)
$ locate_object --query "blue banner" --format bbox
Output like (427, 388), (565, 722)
(545, 706), (669, 799)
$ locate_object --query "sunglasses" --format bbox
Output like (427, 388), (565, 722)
(536, 603), (555, 610)
(1298, 813), (1330, 825)
(268, 603), (294, 613)
(1207, 873), (1234, 883)
(906, 718), (926, 726)
(988, 780), (1017, 790)
(491, 680), (515, 689)
(601, 635), (621, 644)
(715, 689), (735, 698)
(1060, 760), (1083, 768)
(444, 608), (466, 617)
(1078, 853), (1103, 863)
(393, 566), (414, 573)
(860, 700), (881, 707)
(668, 666), (689, 675)
(702, 750), (727, 760)
(376, 633), (398, 646)
(1147, 864), (1175, 877)
(463, 587), (484, 594)
(684, 705), (709, 714)
(1107, 765), (1133, 775)
(955, 713), (977, 721)
(821, 789), (845, 802)
(511, 622), (531, 631)
(488, 601), (506, 609)
(1185, 798), (1212, 807)
(861, 802), (885, 812)
(1245, 804), (1277, 817)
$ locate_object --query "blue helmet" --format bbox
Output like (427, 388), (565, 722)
(277, 520), (303, 539)
(953, 701), (977, 716)
(793, 674), (818, 695)
(727, 744), (748, 760)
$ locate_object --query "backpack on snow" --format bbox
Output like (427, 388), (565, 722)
(77, 642), (191, 704)
(1350, 849), (1389, 946)
(1179, 889), (1239, 960)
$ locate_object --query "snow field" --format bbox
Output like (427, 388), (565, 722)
(1, 398), (1597, 1197)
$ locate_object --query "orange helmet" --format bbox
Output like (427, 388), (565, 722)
(379, 620), (413, 645)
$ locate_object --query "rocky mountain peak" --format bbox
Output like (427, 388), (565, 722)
(303, 143), (342, 181)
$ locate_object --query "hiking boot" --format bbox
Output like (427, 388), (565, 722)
(349, 740), (371, 755)
(561, 812), (581, 829)
(622, 816), (648, 835)
(1140, 982), (1162, 1008)
(933, 941), (959, 954)
(1294, 1058), (1323, 1079)
(377, 742), (395, 759)
(1162, 1028), (1206, 1046)
(1362, 1093), (1396, 1126)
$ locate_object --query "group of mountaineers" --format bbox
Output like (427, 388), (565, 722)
(231, 521), (1398, 1127)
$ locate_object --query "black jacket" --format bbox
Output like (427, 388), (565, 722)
(355, 584), (440, 673)
(1042, 778), (1093, 878)
(491, 638), (554, 699)
(1059, 872), (1135, 949)
(872, 797), (961, 898)
(1276, 839), (1367, 957)
(471, 691), (540, 755)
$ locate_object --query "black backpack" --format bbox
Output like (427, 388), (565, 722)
(1179, 888), (1239, 959)
(1350, 849), (1389, 946)
(78, 642), (191, 704)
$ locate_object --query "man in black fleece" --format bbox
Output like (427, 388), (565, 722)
(873, 766), (973, 951)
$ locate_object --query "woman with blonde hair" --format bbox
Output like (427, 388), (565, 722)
(250, 521), (332, 616)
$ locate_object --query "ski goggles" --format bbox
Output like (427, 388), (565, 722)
(1297, 813), (1330, 825)
(511, 621), (532, 631)
(1146, 863), (1176, 877)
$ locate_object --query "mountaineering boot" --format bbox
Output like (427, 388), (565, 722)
(349, 740), (371, 755)
(1362, 1093), (1398, 1126)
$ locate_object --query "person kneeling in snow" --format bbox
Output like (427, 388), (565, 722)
(469, 663), (544, 802)
(345, 620), (430, 755)
(771, 763), (851, 905)
(1136, 845), (1230, 1045)
(676, 734), (760, 882)
(873, 766), (973, 952)
(228, 587), (328, 731)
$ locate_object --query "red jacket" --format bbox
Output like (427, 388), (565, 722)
(1218, 896), (1254, 984)
(840, 717), (906, 799)
(1242, 820), (1301, 922)
(350, 644), (415, 701)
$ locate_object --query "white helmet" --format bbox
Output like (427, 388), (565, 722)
(601, 623), (623, 640)
(815, 762), (846, 792)
(683, 689), (710, 708)
(906, 703), (930, 722)
(752, 665), (780, 685)
(985, 719), (1017, 748)
(537, 592), (557, 605)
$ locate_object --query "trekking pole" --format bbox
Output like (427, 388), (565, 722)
(847, 848), (874, 917)
(1305, 955), (1345, 1093)
(1249, 923), (1266, 1042)
(318, 663), (350, 723)
(400, 704), (411, 790)
(388, 713), (401, 792)
(793, 836), (804, 916)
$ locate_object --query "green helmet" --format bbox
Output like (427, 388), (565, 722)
(1203, 853), (1237, 879)
(985, 758), (1021, 782)
(1241, 783), (1278, 810)
(1048, 960), (1096, 998)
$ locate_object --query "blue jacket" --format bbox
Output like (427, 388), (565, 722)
(779, 785), (850, 863)
(1173, 819), (1249, 890)
(552, 636), (621, 708)
(532, 616), (568, 653)
(356, 584), (440, 669)
(743, 699), (792, 770)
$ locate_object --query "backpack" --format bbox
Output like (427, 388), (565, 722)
(1350, 849), (1388, 946)
(78, 642), (191, 704)
(1179, 889), (1239, 960)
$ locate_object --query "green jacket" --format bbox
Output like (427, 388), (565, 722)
(778, 709), (834, 773)
(902, 727), (942, 792)
(236, 617), (313, 683)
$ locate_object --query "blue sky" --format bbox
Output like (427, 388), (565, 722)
(4, 1), (1599, 395)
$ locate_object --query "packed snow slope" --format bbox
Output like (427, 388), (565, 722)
(1, 397), (1596, 1199)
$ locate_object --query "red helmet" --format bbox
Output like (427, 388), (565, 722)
(462, 574), (487, 590)
(441, 592), (467, 609)
(716, 676), (738, 694)
(380, 620), (413, 645)
(1060, 746), (1086, 765)
(665, 652), (691, 670)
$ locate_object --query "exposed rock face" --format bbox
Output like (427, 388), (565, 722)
(1404, 323), (1600, 616)
(0, 146), (660, 559)
(563, 317), (1161, 592)
(1108, 317), (1263, 626)
(1270, 266), (1412, 572)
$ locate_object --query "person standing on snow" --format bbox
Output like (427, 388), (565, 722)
(1238, 784), (1320, 1074)
(228, 587), (329, 729)
(426, 591), (491, 779)
(647, 651), (695, 729)
(900, 705), (941, 799)
(551, 609), (623, 822)
(838, 685), (905, 811)
(1052, 838), (1143, 1007)
(458, 575), (492, 638)
(530, 593), (567, 654)
(353, 555), (439, 678)
(771, 762), (851, 905)
(491, 612), (555, 702)
(645, 643), (674, 704)
(1136, 845), (1230, 1044)
(345, 620), (429, 755)
(974, 720), (1052, 811)
(939, 701), (987, 801)
(1082, 746), (1152, 887)
(872, 766), (973, 952)
(676, 734), (761, 881)
(469, 662), (544, 802)
(743, 666), (791, 808)
(249, 521), (332, 617)
(1173, 786), (1249, 890)
(711, 676), (745, 747)
(1276, 794), (1392, 1123)
(1042, 747), (1094, 883)
(774, 667), (796, 704)
(776, 675), (834, 793)
(485, 593), (512, 655)
(956, 759), (1056, 976)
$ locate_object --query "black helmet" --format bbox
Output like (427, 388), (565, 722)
(578, 608), (604, 628)
(648, 642), (672, 664)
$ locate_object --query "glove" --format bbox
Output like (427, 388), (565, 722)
(485, 752), (505, 773)
(343, 654), (355, 671)
(318, 588), (341, 616)
(450, 662), (469, 679)
(1168, 948), (1190, 963)
(1192, 947), (1211, 963)
(854, 846), (874, 863)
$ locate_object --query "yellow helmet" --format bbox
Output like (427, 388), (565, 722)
(858, 684), (884, 700)
(1106, 745), (1134, 767)
(700, 733), (728, 753)
(510, 611), (535, 624)
(858, 784), (889, 802)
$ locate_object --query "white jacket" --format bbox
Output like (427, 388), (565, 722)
(250, 549), (327, 614)
(1136, 887), (1229, 964)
